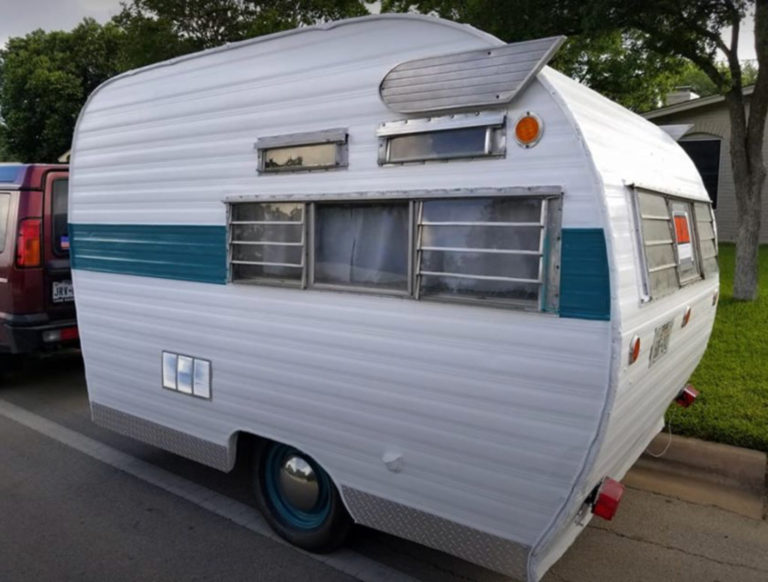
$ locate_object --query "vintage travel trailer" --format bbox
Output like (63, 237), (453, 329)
(69, 15), (718, 581)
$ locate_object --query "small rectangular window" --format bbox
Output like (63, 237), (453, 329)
(255, 128), (348, 173)
(0, 193), (10, 253)
(378, 112), (506, 165)
(636, 190), (705, 299)
(52, 178), (69, 255)
(313, 202), (410, 292)
(229, 202), (305, 285)
(416, 197), (550, 308)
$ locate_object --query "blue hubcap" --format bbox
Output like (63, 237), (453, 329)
(264, 444), (332, 530)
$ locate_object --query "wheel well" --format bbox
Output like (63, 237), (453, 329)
(230, 430), (267, 471)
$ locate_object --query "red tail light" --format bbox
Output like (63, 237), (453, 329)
(592, 477), (625, 520)
(675, 384), (699, 407)
(16, 218), (42, 267)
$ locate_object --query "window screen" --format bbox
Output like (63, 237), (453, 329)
(52, 178), (69, 255)
(0, 194), (9, 253)
(416, 197), (546, 306)
(314, 202), (409, 291)
(229, 202), (305, 284)
(694, 201), (718, 276)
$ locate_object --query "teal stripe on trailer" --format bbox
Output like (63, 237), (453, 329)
(559, 228), (611, 321)
(70, 223), (227, 284)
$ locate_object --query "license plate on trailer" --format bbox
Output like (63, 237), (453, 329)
(649, 320), (674, 365)
(52, 281), (74, 303)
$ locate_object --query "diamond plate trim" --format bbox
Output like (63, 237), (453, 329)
(91, 402), (232, 471)
(342, 487), (529, 580)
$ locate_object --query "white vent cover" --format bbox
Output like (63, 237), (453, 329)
(380, 36), (566, 114)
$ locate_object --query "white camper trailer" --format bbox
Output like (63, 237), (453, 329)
(69, 14), (718, 581)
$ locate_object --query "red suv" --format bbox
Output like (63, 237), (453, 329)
(0, 164), (77, 360)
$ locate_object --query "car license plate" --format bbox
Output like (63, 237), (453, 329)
(649, 320), (673, 365)
(52, 280), (74, 303)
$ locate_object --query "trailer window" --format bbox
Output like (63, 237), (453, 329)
(230, 202), (305, 285)
(0, 193), (9, 253)
(377, 112), (506, 165)
(228, 193), (561, 312)
(636, 190), (706, 299)
(52, 178), (69, 255)
(255, 128), (348, 174)
(694, 201), (718, 276)
(314, 202), (409, 292)
(416, 197), (549, 308)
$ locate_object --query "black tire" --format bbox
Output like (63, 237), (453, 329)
(252, 440), (351, 552)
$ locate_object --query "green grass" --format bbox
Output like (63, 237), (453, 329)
(666, 243), (768, 451)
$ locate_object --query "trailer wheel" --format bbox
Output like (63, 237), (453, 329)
(253, 441), (351, 552)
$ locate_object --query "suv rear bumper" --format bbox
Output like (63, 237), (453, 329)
(0, 315), (79, 354)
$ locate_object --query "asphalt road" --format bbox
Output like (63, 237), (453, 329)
(1, 352), (766, 582)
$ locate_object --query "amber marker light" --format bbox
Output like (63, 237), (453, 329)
(515, 112), (543, 147)
(628, 336), (641, 365)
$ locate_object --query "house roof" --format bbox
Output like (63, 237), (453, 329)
(643, 85), (754, 119)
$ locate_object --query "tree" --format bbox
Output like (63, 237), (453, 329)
(582, 1), (767, 300)
(116, 0), (370, 51)
(381, 0), (687, 111)
(0, 20), (127, 162)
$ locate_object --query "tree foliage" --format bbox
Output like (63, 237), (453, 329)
(381, 0), (688, 111)
(0, 19), (126, 162)
(0, 1), (370, 162)
(116, 0), (369, 51)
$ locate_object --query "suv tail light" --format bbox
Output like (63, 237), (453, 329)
(16, 218), (42, 267)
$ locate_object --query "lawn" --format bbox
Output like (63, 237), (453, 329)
(666, 243), (768, 452)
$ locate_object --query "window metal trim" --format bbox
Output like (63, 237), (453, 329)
(254, 128), (348, 174)
(224, 186), (562, 205)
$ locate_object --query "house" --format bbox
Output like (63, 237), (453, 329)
(643, 85), (768, 242)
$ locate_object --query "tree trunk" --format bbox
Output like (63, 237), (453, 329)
(727, 90), (767, 301)
(732, 169), (763, 301)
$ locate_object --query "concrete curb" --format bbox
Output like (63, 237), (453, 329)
(625, 433), (767, 519)
(643, 433), (767, 493)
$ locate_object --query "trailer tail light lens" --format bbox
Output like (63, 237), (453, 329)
(675, 384), (699, 407)
(628, 336), (641, 365)
(681, 306), (692, 328)
(592, 477), (624, 521)
(515, 112), (543, 147)
(16, 218), (42, 267)
(42, 326), (79, 343)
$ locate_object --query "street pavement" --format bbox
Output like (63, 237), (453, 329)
(1, 352), (766, 582)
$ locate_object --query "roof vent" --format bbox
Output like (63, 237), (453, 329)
(380, 36), (566, 114)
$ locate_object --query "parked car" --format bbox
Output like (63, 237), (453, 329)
(0, 164), (77, 363)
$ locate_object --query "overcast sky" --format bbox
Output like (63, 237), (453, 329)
(0, 0), (758, 62)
